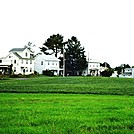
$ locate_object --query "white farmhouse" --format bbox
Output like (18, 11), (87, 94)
(34, 53), (60, 75)
(0, 47), (34, 75)
(83, 59), (101, 76)
(88, 59), (101, 76)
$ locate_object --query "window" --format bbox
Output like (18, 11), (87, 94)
(14, 67), (16, 72)
(9, 56), (11, 58)
(25, 52), (28, 57)
(0, 60), (2, 63)
(26, 60), (28, 64)
(48, 62), (49, 65)
(22, 60), (23, 64)
(30, 54), (33, 58)
(52, 63), (54, 65)
(14, 60), (16, 64)
(26, 68), (28, 72)
(41, 61), (43, 65)
(30, 60), (32, 64)
(30, 68), (32, 72)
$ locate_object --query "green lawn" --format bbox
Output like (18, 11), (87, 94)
(0, 76), (134, 133)
(0, 76), (134, 95)
(0, 93), (134, 134)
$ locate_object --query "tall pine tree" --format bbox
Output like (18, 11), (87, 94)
(40, 34), (65, 57)
(65, 36), (87, 76)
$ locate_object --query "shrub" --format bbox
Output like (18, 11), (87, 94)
(42, 70), (54, 76)
(10, 74), (20, 78)
(34, 71), (39, 75)
(101, 69), (113, 77)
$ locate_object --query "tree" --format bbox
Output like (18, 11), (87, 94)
(24, 42), (36, 58)
(24, 42), (36, 53)
(100, 62), (113, 77)
(100, 68), (113, 77)
(100, 62), (111, 68)
(65, 36), (87, 76)
(40, 34), (66, 57)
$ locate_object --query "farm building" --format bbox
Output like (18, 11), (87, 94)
(0, 47), (34, 75)
(83, 59), (101, 76)
(34, 53), (60, 75)
(119, 68), (134, 78)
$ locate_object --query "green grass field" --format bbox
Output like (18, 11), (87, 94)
(0, 76), (134, 95)
(0, 76), (134, 134)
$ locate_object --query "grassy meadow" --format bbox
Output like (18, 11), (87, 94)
(0, 76), (134, 133)
(0, 76), (134, 95)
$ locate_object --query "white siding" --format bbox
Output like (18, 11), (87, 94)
(34, 53), (60, 75)
(0, 48), (34, 75)
(82, 59), (101, 76)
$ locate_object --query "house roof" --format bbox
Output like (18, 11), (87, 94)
(0, 57), (5, 59)
(13, 52), (22, 59)
(12, 52), (34, 60)
(8, 47), (34, 59)
(36, 53), (59, 61)
(9, 48), (26, 52)
(88, 59), (100, 63)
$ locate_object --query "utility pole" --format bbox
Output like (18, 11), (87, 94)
(62, 41), (68, 77)
(63, 45), (65, 77)
(87, 52), (89, 75)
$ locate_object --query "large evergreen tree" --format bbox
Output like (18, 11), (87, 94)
(40, 34), (65, 57)
(65, 36), (87, 76)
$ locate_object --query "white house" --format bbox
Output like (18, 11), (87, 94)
(0, 47), (34, 75)
(34, 53), (60, 75)
(119, 68), (134, 78)
(83, 59), (101, 76)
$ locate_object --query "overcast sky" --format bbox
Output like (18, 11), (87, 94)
(0, 0), (134, 67)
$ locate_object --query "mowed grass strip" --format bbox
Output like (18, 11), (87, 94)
(0, 76), (134, 95)
(0, 93), (134, 134)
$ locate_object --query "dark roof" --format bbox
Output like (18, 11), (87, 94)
(12, 52), (34, 60)
(13, 52), (22, 59)
(9, 48), (26, 52)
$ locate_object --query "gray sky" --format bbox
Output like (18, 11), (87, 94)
(0, 0), (134, 67)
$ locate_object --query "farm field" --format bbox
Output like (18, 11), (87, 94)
(0, 76), (134, 133)
(0, 76), (134, 95)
